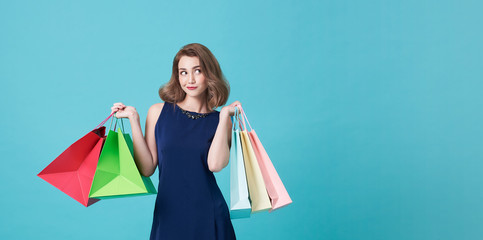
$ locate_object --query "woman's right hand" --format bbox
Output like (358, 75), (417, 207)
(111, 102), (138, 119)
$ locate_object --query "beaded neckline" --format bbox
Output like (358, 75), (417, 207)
(175, 104), (216, 120)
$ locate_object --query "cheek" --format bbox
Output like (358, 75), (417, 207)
(196, 74), (207, 85)
(179, 75), (187, 83)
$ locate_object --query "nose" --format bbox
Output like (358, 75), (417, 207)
(188, 73), (195, 84)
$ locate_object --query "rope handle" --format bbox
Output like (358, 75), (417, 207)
(93, 111), (127, 132)
(231, 107), (244, 131)
(107, 114), (126, 132)
(232, 107), (238, 130)
(236, 105), (253, 132)
(94, 112), (115, 130)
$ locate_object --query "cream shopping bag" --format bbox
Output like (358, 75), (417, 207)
(238, 107), (272, 213)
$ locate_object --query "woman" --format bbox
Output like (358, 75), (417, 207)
(111, 43), (239, 239)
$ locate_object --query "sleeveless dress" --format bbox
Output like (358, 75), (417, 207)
(150, 102), (236, 240)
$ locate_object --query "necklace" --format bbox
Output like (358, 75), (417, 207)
(177, 105), (210, 120)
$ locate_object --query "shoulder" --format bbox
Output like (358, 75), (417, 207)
(149, 102), (165, 112)
(147, 102), (165, 120)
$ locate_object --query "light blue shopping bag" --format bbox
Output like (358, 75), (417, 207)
(230, 107), (251, 219)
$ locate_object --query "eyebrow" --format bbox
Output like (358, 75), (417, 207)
(179, 65), (201, 70)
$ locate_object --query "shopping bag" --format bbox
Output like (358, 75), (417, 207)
(239, 105), (292, 212)
(89, 118), (157, 199)
(229, 108), (251, 219)
(238, 108), (272, 213)
(37, 113), (114, 207)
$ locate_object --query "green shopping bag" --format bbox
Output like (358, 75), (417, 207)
(89, 118), (157, 199)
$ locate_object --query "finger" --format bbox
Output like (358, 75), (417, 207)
(114, 104), (126, 109)
(111, 107), (124, 114)
(113, 104), (126, 109)
(230, 106), (238, 115)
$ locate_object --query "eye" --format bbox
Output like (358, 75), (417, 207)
(180, 71), (187, 76)
(195, 69), (202, 74)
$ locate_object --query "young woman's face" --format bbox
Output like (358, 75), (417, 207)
(178, 56), (208, 98)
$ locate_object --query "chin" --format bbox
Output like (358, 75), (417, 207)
(185, 92), (204, 98)
(184, 89), (207, 98)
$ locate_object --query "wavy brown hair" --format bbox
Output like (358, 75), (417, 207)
(159, 43), (230, 110)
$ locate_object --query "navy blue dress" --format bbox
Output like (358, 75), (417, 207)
(150, 102), (236, 240)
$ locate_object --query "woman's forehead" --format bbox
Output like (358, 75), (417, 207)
(179, 56), (200, 68)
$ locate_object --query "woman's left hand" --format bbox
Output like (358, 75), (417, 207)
(221, 100), (242, 117)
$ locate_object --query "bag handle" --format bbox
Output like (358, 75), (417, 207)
(108, 114), (126, 133)
(232, 107), (238, 131)
(237, 105), (253, 132)
(94, 112), (115, 130)
(119, 117), (125, 132)
(232, 107), (244, 131)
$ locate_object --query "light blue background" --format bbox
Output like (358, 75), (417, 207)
(1, 0), (483, 239)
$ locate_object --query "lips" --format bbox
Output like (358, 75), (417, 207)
(187, 86), (197, 90)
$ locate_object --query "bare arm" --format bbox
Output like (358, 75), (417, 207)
(207, 101), (241, 172)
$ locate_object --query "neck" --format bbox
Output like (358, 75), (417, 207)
(178, 95), (211, 113)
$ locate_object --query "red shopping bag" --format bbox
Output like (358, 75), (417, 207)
(38, 113), (113, 207)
